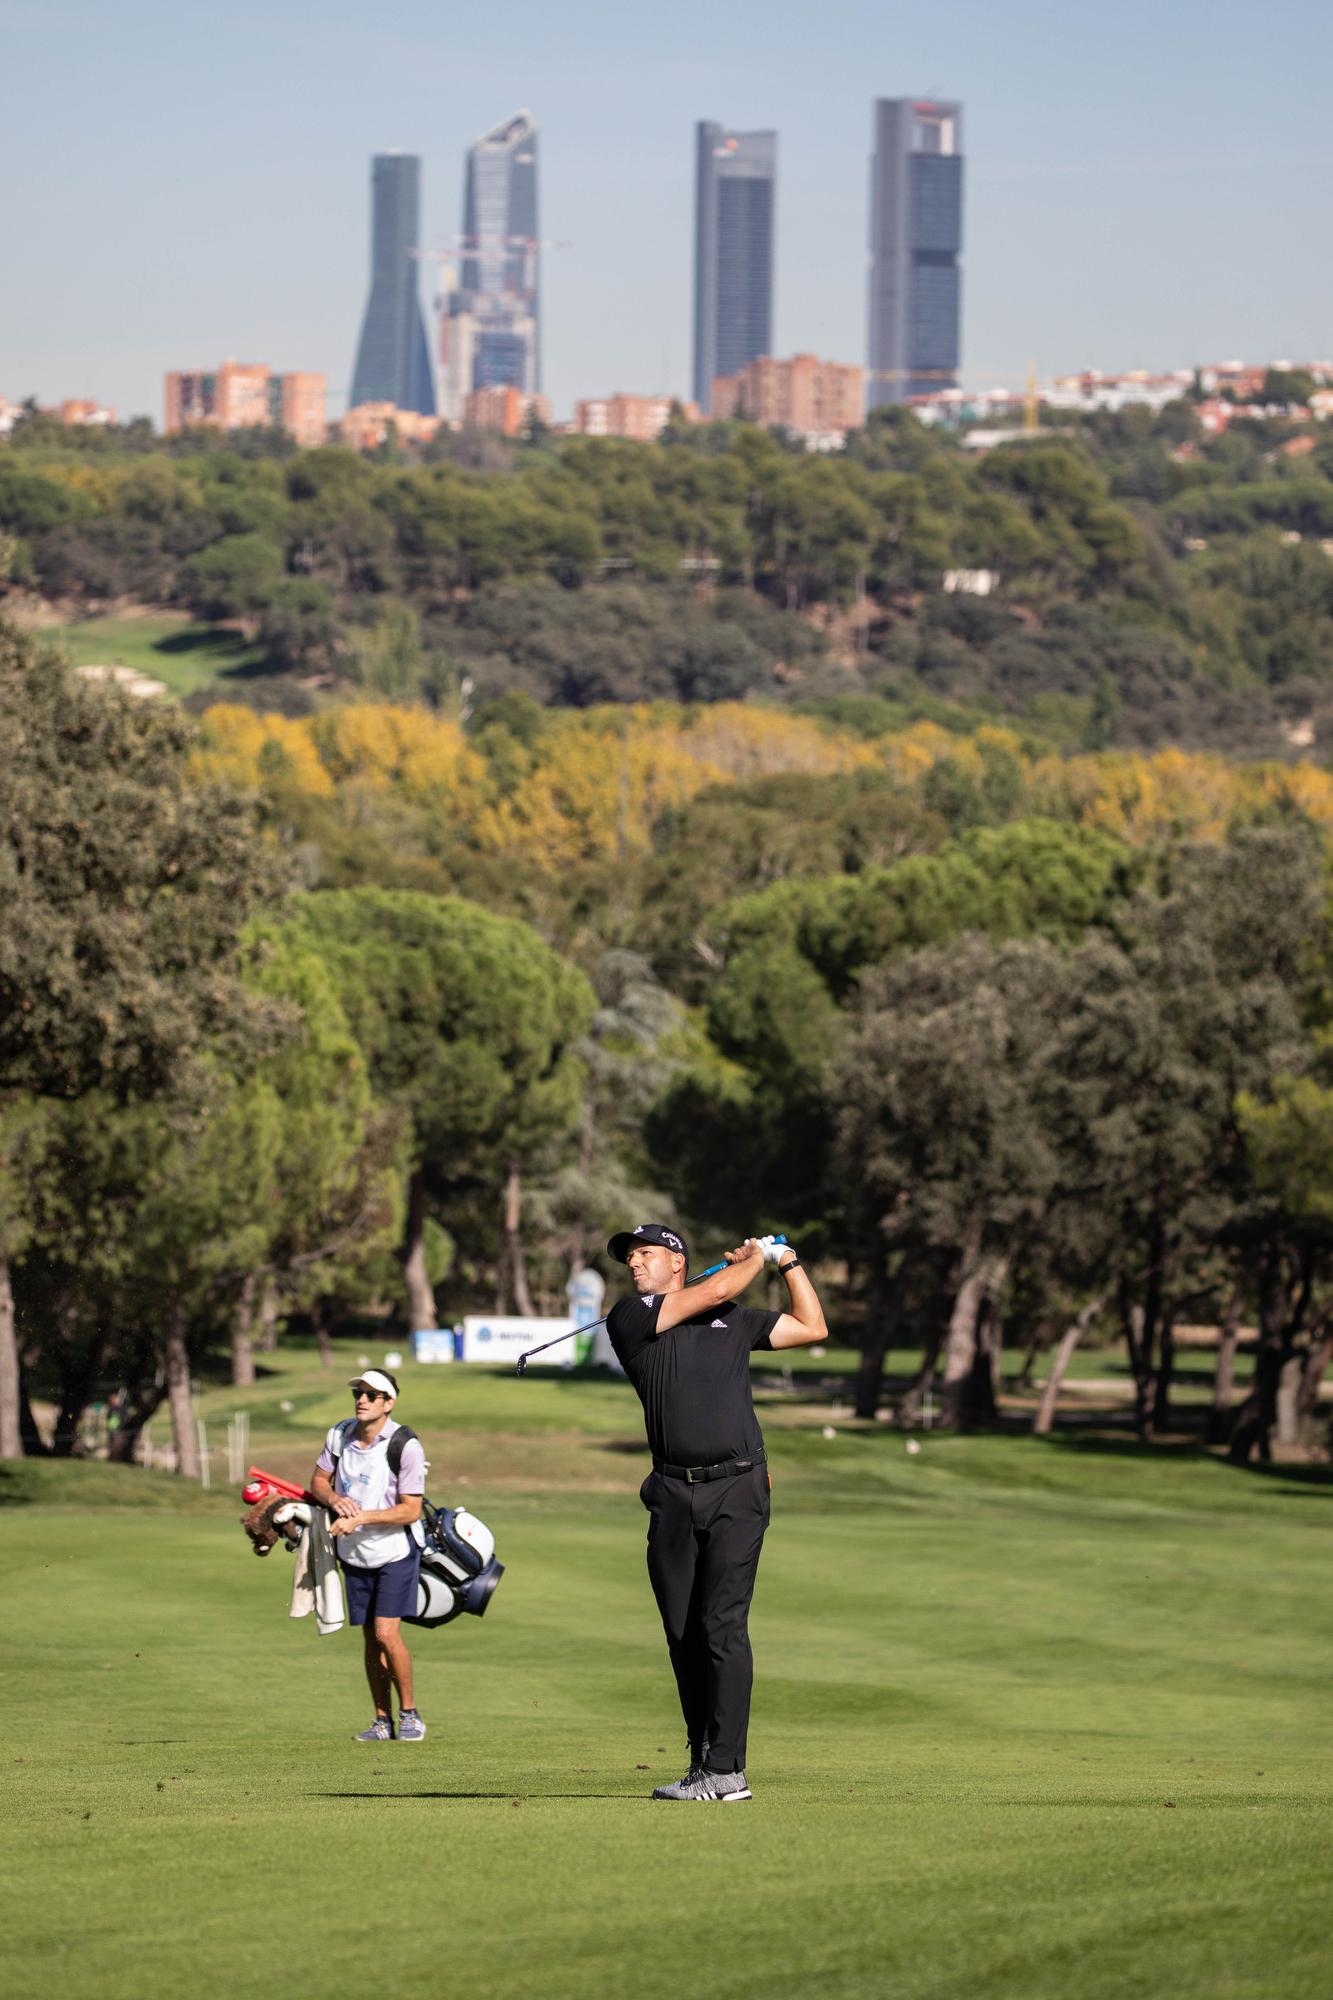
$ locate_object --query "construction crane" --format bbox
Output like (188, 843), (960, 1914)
(1024, 360), (1040, 433)
(413, 235), (570, 301)
(867, 367), (1026, 386)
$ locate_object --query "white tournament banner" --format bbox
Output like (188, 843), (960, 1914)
(459, 1315), (582, 1366)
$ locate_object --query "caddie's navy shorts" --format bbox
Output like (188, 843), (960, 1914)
(340, 1547), (421, 1625)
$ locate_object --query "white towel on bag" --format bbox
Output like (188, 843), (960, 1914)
(280, 1502), (346, 1635)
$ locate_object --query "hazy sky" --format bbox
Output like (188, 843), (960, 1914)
(3, 0), (1330, 423)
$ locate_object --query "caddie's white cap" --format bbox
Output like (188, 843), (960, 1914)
(348, 1368), (398, 1400)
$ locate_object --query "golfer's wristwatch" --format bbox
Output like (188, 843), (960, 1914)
(779, 1255), (800, 1274)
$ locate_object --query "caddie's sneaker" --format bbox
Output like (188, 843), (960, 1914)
(653, 1765), (752, 1802)
(398, 1709), (427, 1741)
(355, 1717), (394, 1742)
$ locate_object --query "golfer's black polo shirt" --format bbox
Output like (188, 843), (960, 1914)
(607, 1293), (780, 1467)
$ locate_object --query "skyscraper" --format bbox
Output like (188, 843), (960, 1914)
(439, 111), (540, 422)
(692, 122), (776, 414)
(867, 99), (964, 409)
(350, 153), (435, 416)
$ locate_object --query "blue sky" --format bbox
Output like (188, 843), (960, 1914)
(2, 0), (1330, 423)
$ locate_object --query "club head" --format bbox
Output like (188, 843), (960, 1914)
(516, 1356), (528, 1377)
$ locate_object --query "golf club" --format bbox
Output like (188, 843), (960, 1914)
(515, 1235), (788, 1375)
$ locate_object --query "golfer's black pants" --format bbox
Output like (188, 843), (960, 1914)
(640, 1465), (770, 1773)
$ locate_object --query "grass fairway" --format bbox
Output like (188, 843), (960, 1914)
(2, 1359), (1331, 2000)
(46, 610), (268, 697)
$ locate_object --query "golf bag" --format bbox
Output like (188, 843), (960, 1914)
(408, 1499), (505, 1630)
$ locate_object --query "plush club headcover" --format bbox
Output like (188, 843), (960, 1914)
(240, 1494), (307, 1557)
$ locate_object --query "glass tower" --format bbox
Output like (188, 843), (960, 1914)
(867, 99), (964, 409)
(440, 111), (540, 417)
(350, 153), (436, 416)
(692, 122), (776, 413)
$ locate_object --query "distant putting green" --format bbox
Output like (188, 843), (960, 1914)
(46, 610), (269, 698)
(2, 1355), (1329, 1999)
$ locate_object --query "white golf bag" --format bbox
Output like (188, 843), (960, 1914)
(409, 1500), (504, 1630)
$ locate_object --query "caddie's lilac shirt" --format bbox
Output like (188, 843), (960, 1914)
(316, 1417), (427, 1570)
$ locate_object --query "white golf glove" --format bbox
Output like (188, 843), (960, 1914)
(754, 1235), (788, 1267)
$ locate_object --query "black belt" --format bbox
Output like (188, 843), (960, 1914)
(653, 1453), (764, 1485)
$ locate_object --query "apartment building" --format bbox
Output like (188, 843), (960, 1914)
(572, 393), (697, 441)
(339, 402), (441, 450)
(710, 353), (863, 436)
(164, 361), (326, 445)
(463, 384), (550, 435)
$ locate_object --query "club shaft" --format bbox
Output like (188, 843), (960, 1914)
(515, 1238), (787, 1372)
(521, 1261), (724, 1363)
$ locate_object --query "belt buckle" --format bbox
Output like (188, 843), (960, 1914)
(684, 1466), (697, 1484)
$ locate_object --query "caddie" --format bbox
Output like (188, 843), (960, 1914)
(605, 1223), (828, 1802)
(309, 1368), (428, 1743)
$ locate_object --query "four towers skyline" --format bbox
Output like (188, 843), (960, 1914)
(350, 98), (963, 421)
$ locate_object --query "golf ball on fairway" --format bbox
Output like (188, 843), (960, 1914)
(906, 1439), (921, 1455)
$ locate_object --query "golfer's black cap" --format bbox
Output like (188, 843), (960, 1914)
(607, 1222), (689, 1267)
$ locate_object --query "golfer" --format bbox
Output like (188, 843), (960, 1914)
(309, 1369), (428, 1744)
(606, 1222), (828, 1802)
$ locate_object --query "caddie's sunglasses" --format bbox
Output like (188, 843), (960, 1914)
(352, 1388), (387, 1402)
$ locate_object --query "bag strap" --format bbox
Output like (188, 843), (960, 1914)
(390, 1428), (426, 1548)
(328, 1417), (356, 1463)
(387, 1424), (418, 1476)
(329, 1419), (418, 1471)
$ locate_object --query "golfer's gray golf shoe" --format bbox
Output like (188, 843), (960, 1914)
(398, 1709), (427, 1741)
(651, 1739), (709, 1799)
(653, 1767), (752, 1802)
(652, 1762), (706, 1800)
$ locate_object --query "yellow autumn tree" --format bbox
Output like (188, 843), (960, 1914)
(311, 705), (490, 806)
(190, 693), (1333, 877)
(1249, 761), (1333, 833)
(681, 704), (878, 780)
(877, 720), (969, 787)
(471, 711), (714, 868)
(1033, 749), (1240, 843)
(190, 705), (334, 797)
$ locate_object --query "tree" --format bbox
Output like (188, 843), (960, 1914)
(0, 1101), (50, 1455)
(1228, 1077), (1333, 1457)
(257, 577), (338, 672)
(289, 889), (594, 1328)
(832, 937), (1095, 1426)
(1101, 830), (1321, 1432)
(0, 625), (281, 1100)
(183, 531), (284, 625)
(343, 598), (425, 699)
(1261, 368), (1315, 409)
(8, 918), (403, 1458)
(0, 623), (282, 1457)
(525, 949), (690, 1290)
(0, 465), (96, 539)
(219, 922), (405, 1385)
